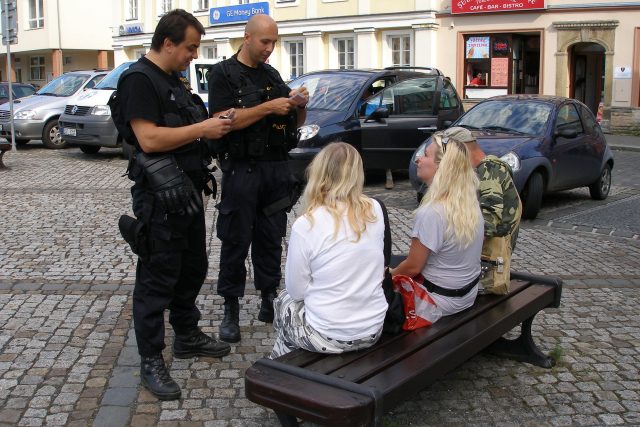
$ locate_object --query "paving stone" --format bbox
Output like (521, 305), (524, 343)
(93, 406), (131, 427)
(100, 387), (138, 406)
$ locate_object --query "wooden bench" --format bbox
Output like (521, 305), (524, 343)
(245, 271), (562, 426)
(0, 140), (11, 169)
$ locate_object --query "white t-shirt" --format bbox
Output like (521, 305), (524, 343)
(285, 199), (388, 340)
(412, 202), (484, 316)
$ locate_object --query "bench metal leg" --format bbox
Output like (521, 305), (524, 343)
(276, 411), (300, 427)
(486, 316), (555, 368)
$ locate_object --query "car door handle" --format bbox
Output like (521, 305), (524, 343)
(418, 126), (437, 132)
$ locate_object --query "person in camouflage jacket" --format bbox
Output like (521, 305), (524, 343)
(439, 127), (522, 249)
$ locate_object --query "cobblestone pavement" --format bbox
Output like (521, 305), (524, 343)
(0, 146), (639, 426)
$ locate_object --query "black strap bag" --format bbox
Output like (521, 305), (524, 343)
(374, 198), (405, 335)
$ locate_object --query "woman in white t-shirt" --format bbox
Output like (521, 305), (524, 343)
(270, 142), (388, 359)
(391, 135), (484, 316)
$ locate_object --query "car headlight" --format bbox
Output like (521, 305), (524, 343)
(298, 124), (319, 141)
(90, 105), (111, 116)
(14, 110), (36, 120)
(500, 151), (521, 173)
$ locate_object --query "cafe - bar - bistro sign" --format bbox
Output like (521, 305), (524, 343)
(452, 0), (545, 14)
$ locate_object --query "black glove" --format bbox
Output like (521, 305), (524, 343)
(137, 152), (202, 216)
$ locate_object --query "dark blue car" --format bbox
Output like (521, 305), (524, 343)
(409, 95), (614, 219)
(287, 68), (463, 180)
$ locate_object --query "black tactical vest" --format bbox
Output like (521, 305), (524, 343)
(110, 59), (209, 174)
(211, 55), (298, 160)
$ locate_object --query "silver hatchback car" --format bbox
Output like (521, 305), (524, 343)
(0, 69), (108, 149)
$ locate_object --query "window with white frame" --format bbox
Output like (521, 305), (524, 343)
(28, 0), (44, 29)
(238, 0), (250, 4)
(127, 0), (139, 20)
(336, 38), (355, 70)
(390, 35), (411, 67)
(30, 56), (45, 80)
(202, 45), (217, 59)
(197, 0), (209, 10)
(286, 41), (304, 79)
(134, 48), (147, 58)
(158, 0), (172, 15)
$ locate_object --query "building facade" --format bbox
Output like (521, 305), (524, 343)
(0, 0), (114, 87)
(111, 0), (640, 132)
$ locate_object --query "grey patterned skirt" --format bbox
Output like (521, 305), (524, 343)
(270, 290), (382, 359)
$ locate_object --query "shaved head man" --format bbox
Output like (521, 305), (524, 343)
(207, 14), (308, 343)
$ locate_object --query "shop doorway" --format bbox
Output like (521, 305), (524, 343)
(570, 42), (605, 114)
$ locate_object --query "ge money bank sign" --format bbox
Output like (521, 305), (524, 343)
(452, 0), (545, 14)
(210, 1), (270, 25)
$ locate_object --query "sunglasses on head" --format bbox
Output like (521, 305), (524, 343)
(441, 136), (449, 154)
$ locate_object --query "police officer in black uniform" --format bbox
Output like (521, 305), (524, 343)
(208, 14), (308, 343)
(114, 10), (235, 400)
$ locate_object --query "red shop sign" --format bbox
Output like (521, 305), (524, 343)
(452, 0), (546, 14)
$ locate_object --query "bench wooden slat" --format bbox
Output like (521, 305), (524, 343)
(300, 281), (532, 380)
(364, 284), (556, 411)
(245, 362), (375, 426)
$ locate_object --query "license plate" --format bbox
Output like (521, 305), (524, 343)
(62, 127), (76, 136)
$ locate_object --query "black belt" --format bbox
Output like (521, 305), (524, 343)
(422, 274), (480, 298)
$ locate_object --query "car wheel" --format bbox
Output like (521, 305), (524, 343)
(15, 139), (29, 145)
(588, 164), (611, 200)
(121, 141), (134, 160)
(79, 145), (101, 154)
(42, 120), (68, 149)
(521, 172), (543, 220)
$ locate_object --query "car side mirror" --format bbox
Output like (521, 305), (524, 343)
(366, 107), (390, 122)
(442, 120), (453, 128)
(555, 128), (578, 139)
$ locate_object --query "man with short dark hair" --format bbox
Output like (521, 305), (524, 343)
(207, 14), (308, 343)
(116, 9), (234, 400)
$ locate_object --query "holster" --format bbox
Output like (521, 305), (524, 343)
(118, 215), (149, 260)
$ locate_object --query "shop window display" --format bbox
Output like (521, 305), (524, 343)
(463, 33), (540, 99)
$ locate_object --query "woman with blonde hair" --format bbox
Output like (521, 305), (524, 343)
(390, 134), (484, 315)
(270, 142), (388, 358)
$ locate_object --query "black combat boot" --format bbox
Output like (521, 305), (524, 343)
(173, 327), (231, 359)
(258, 289), (277, 323)
(140, 354), (181, 400)
(219, 298), (240, 343)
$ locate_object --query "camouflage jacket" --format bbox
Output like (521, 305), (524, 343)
(477, 155), (522, 237)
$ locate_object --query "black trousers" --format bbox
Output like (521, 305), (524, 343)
(216, 159), (291, 298)
(131, 184), (208, 357)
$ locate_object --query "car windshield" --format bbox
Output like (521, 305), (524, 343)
(289, 73), (369, 112)
(14, 85), (36, 98)
(96, 62), (134, 90)
(37, 74), (90, 97)
(457, 100), (553, 136)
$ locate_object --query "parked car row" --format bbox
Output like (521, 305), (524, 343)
(0, 58), (220, 157)
(0, 70), (110, 149)
(0, 64), (614, 221)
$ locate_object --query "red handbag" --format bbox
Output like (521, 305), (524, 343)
(392, 275), (443, 330)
